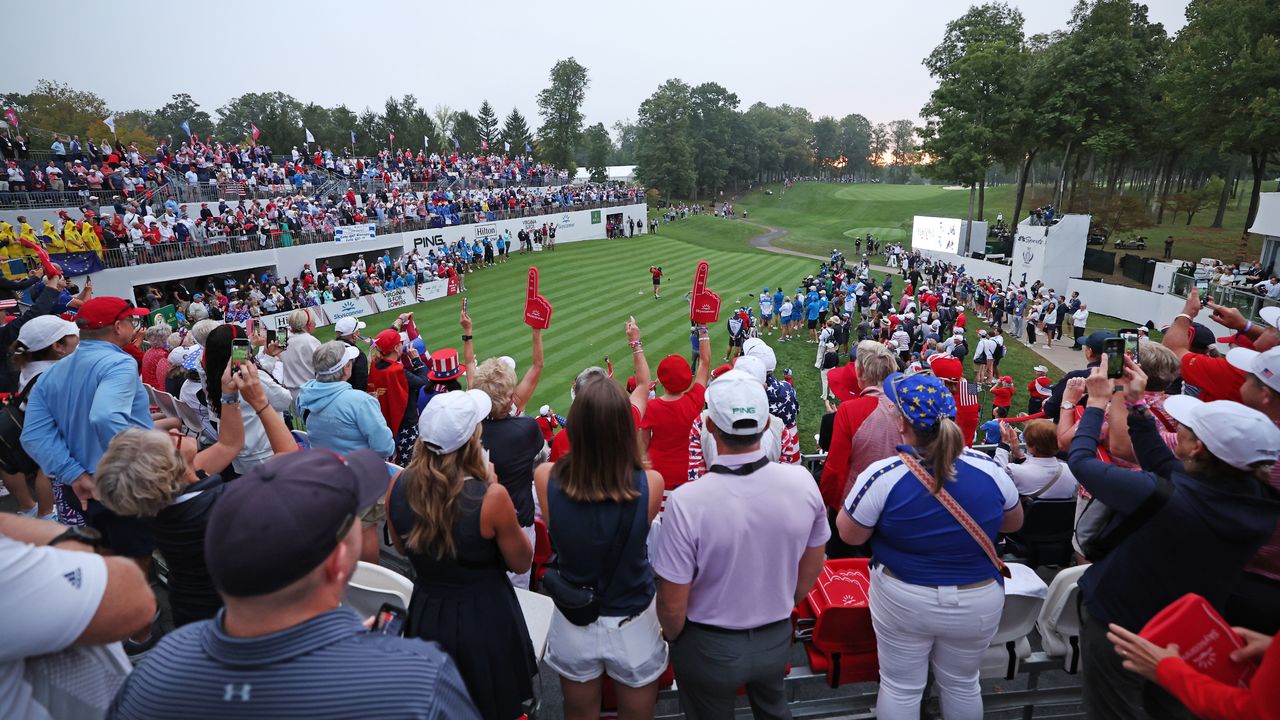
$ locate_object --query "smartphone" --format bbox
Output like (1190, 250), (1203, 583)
(231, 338), (251, 367)
(399, 331), (410, 350)
(1194, 278), (1209, 305)
(246, 317), (256, 337)
(1119, 329), (1141, 363)
(1104, 337), (1126, 379)
(265, 329), (278, 346)
(277, 332), (287, 350)
(371, 603), (406, 636)
(462, 297), (469, 314)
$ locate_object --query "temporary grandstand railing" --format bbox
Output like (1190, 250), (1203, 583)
(1169, 271), (1280, 325)
(92, 198), (639, 269)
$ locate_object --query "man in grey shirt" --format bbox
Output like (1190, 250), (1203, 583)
(279, 308), (323, 400)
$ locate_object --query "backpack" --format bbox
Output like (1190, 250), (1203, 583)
(0, 375), (41, 475)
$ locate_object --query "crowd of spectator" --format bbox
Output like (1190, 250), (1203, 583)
(2, 222), (1280, 720)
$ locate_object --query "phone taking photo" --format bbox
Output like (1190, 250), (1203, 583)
(371, 603), (406, 636)
(1104, 337), (1126, 379)
(1194, 278), (1209, 306)
(231, 338), (251, 369)
(1119, 329), (1140, 363)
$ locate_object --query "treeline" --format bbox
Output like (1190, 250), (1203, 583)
(632, 78), (920, 199)
(918, 0), (1279, 234)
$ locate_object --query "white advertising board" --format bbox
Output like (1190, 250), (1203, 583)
(912, 216), (963, 254)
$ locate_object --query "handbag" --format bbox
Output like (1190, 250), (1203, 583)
(897, 451), (1011, 578)
(0, 374), (42, 475)
(541, 495), (639, 626)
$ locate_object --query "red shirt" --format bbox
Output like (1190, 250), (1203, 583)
(1155, 636), (1279, 720)
(991, 386), (1014, 408)
(650, 268), (663, 281)
(640, 385), (706, 490)
(1181, 353), (1243, 403)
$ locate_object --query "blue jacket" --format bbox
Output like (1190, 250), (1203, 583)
(1068, 407), (1280, 629)
(296, 379), (395, 459)
(22, 340), (153, 484)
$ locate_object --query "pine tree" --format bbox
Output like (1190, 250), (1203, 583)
(500, 108), (533, 154)
(477, 100), (499, 149)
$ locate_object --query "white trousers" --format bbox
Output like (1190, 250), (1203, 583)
(869, 565), (1004, 720)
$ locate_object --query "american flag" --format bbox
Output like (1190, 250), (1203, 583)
(958, 378), (979, 406)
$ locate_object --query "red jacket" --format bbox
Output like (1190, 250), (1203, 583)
(1156, 635), (1279, 720)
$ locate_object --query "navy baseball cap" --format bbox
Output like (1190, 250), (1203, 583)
(1083, 330), (1117, 353)
(205, 449), (390, 597)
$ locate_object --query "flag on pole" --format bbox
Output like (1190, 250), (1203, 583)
(305, 128), (315, 143)
(250, 124), (260, 141)
(3, 108), (19, 128)
(481, 139), (488, 150)
(103, 115), (117, 135)
(180, 119), (191, 137)
(524, 142), (532, 153)
(504, 141), (510, 152)
(452, 137), (460, 149)
(350, 130), (356, 146)
(423, 134), (430, 149)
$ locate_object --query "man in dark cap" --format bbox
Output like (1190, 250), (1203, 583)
(107, 450), (480, 720)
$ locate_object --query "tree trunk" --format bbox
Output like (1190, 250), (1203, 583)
(1054, 141), (1072, 207)
(1246, 150), (1268, 231)
(978, 177), (986, 220)
(965, 184), (976, 254)
(1012, 149), (1037, 233)
(1156, 154), (1177, 225)
(1212, 161), (1236, 228)
(1067, 151), (1083, 210)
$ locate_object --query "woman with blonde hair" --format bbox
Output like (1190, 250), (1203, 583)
(838, 372), (1023, 719)
(387, 389), (536, 720)
(534, 376), (665, 720)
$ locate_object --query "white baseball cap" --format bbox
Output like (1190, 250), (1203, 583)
(706, 370), (770, 436)
(499, 355), (517, 371)
(315, 342), (362, 376)
(741, 337), (777, 372)
(1227, 347), (1280, 394)
(333, 316), (366, 336)
(1163, 395), (1280, 470)
(417, 389), (491, 454)
(17, 315), (79, 352)
(1033, 365), (1048, 374)
(1260, 306), (1280, 328)
(732, 355), (767, 384)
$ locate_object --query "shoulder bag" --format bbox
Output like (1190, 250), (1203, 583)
(898, 451), (1011, 578)
(540, 491), (639, 626)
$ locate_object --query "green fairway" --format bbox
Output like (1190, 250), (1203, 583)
(311, 209), (1080, 453)
(735, 181), (1261, 265)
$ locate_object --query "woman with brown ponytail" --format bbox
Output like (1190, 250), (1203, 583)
(385, 389), (537, 720)
(836, 371), (1024, 720)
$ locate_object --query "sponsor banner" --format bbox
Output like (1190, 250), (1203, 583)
(317, 296), (378, 324)
(416, 279), (450, 303)
(557, 212), (575, 230)
(591, 210), (601, 225)
(532, 242), (544, 252)
(378, 286), (417, 312)
(334, 224), (376, 243)
(447, 275), (460, 295)
(151, 304), (178, 328)
(473, 223), (498, 239)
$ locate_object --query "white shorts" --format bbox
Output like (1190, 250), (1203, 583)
(544, 599), (668, 687)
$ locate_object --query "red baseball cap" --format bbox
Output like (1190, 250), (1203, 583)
(929, 355), (964, 381)
(373, 328), (402, 354)
(75, 297), (149, 330)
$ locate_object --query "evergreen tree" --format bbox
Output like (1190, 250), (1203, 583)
(500, 108), (533, 154)
(477, 100), (499, 149)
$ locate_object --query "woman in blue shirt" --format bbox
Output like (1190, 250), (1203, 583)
(838, 372), (1022, 720)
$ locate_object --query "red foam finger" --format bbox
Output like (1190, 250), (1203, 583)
(18, 237), (62, 277)
(527, 267), (540, 301)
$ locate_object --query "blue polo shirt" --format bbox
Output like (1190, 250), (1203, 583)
(107, 608), (479, 720)
(844, 448), (1018, 586)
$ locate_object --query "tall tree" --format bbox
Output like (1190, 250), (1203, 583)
(812, 116), (840, 173)
(500, 108), (533, 154)
(453, 111), (482, 152)
(887, 119), (920, 183)
(611, 119), (638, 164)
(837, 113), (873, 178)
(149, 93), (213, 142)
(583, 122), (612, 182)
(476, 100), (500, 149)
(689, 82), (741, 197)
(1166, 0), (1280, 231)
(215, 91), (304, 146)
(635, 79), (696, 198)
(432, 105), (458, 142)
(536, 57), (590, 177)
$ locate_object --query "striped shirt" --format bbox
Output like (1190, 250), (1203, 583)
(107, 607), (479, 720)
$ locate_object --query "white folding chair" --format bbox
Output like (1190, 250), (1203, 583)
(144, 383), (159, 410)
(1036, 565), (1088, 673)
(343, 561), (414, 618)
(153, 391), (182, 422)
(170, 396), (204, 437)
(980, 562), (1048, 679)
(515, 587), (555, 661)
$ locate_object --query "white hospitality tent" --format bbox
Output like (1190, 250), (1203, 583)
(572, 165), (636, 184)
(1252, 192), (1280, 276)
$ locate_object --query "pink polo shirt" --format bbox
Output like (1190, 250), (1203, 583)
(652, 449), (829, 629)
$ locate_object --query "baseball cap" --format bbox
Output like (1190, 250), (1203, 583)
(17, 314), (78, 352)
(416, 389), (490, 454)
(204, 449), (390, 597)
(75, 297), (149, 330)
(827, 363), (861, 401)
(1260, 306), (1280, 328)
(733, 355), (767, 384)
(1190, 322), (1216, 351)
(706, 370), (769, 435)
(929, 355), (963, 380)
(333, 316), (366, 336)
(167, 345), (191, 367)
(1227, 347), (1280, 394)
(314, 341), (362, 377)
(1163, 395), (1280, 470)
(657, 354), (693, 394)
(1033, 365), (1048, 374)
(884, 372), (957, 432)
(373, 328), (402, 354)
(1083, 330), (1117, 353)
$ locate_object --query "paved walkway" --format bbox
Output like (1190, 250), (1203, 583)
(738, 219), (1088, 374)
